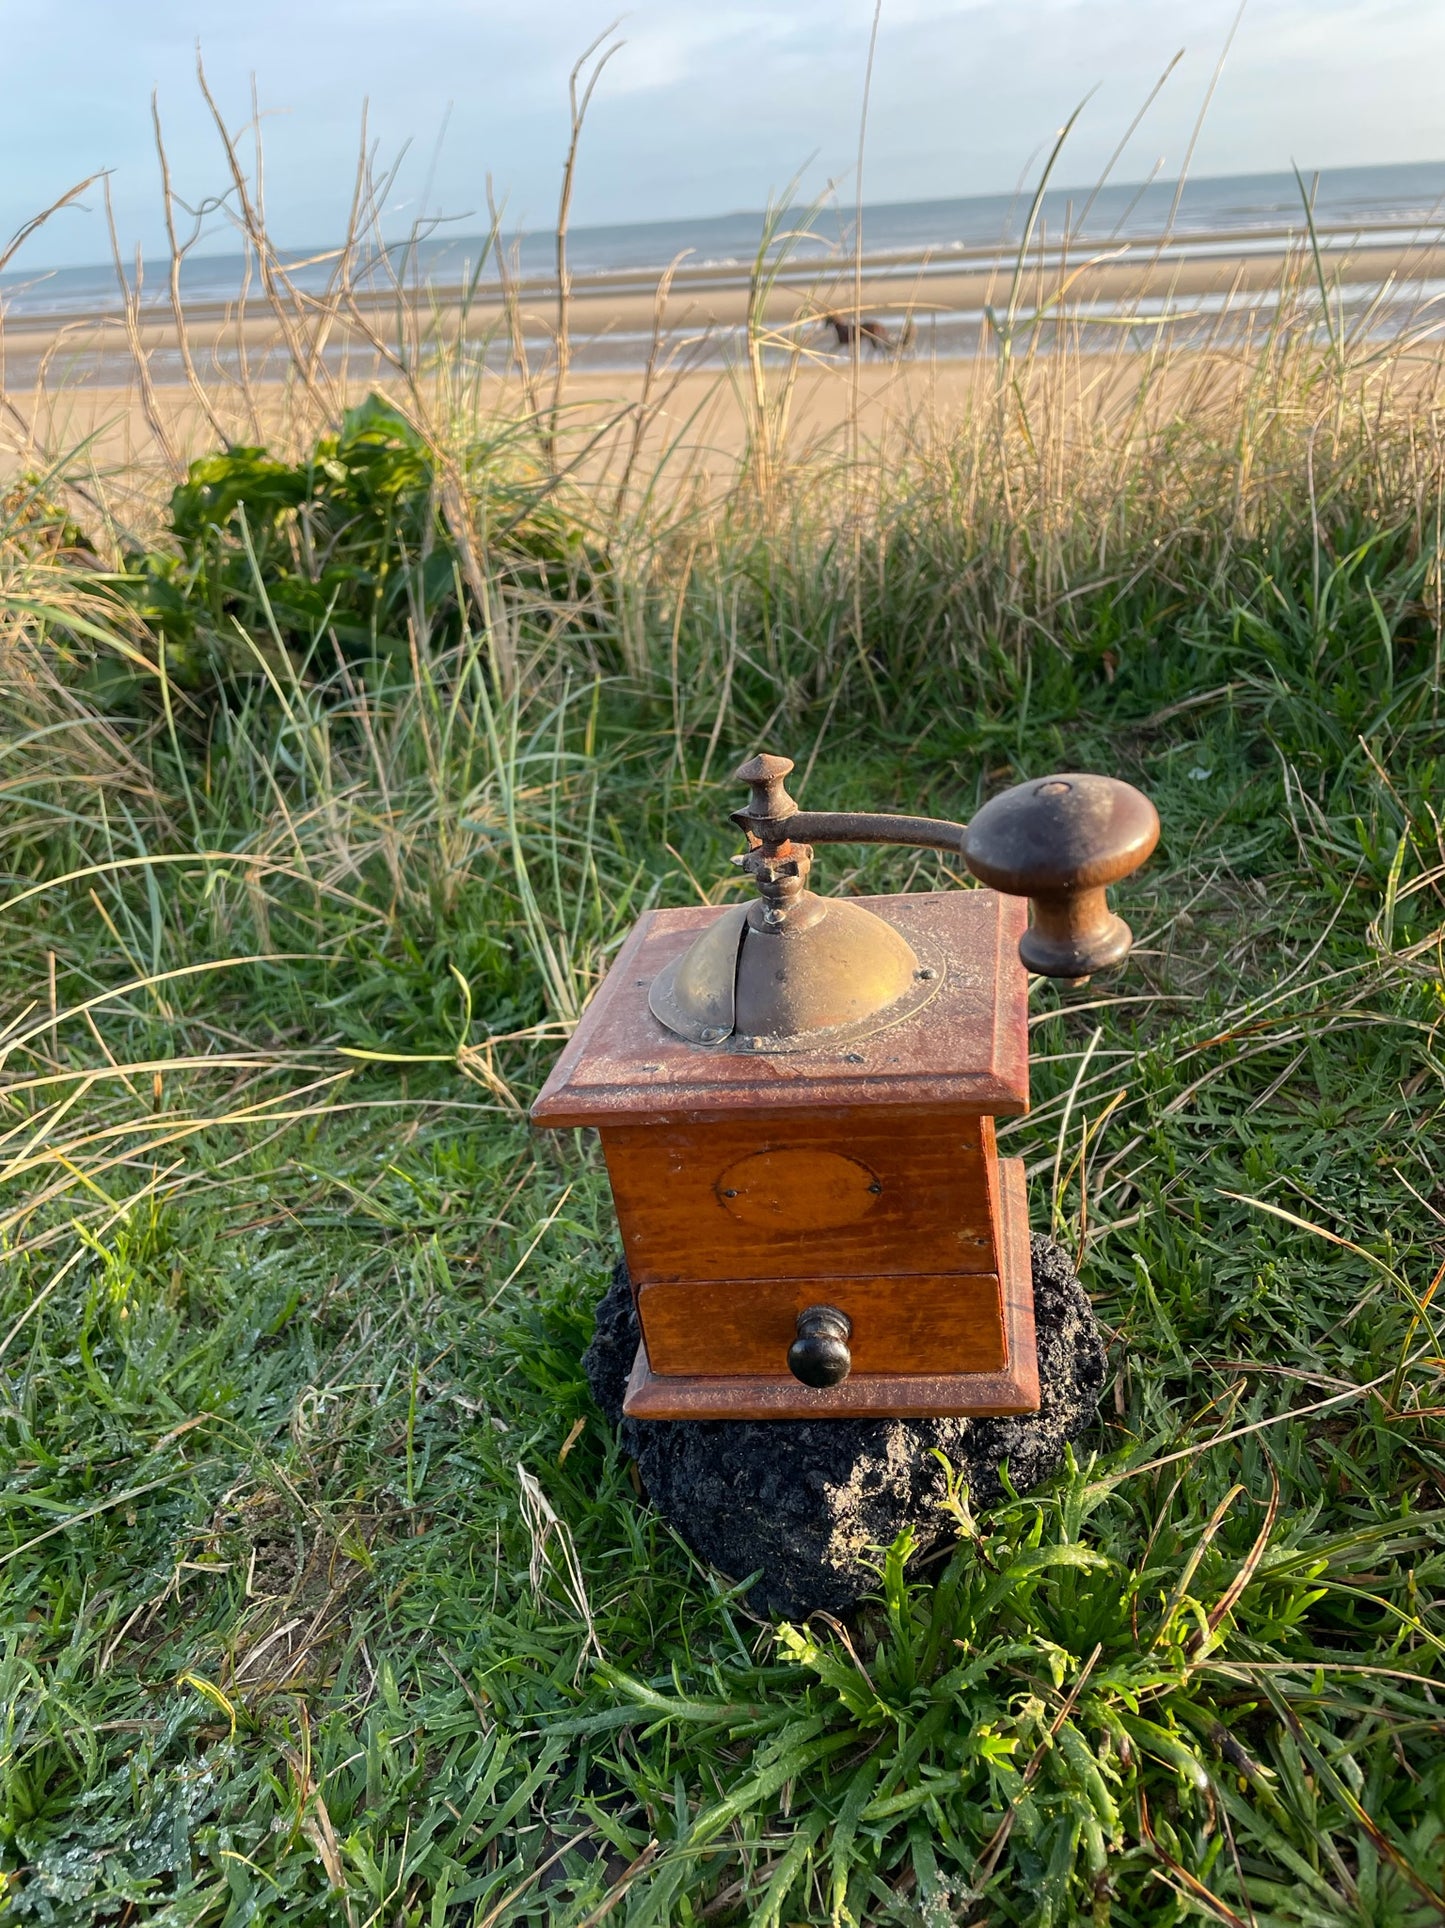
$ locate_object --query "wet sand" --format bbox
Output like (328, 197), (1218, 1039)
(8, 228), (1443, 379)
(7, 234), (1445, 374)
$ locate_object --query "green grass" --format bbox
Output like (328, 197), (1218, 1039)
(3, 361), (1445, 1928)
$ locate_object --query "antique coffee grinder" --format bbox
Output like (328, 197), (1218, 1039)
(531, 754), (1157, 1611)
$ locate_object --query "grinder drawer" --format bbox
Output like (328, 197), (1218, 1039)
(636, 1270), (1007, 1378)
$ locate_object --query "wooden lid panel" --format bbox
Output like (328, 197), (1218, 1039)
(531, 889), (1029, 1127)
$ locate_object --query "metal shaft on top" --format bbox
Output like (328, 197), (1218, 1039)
(731, 754), (968, 861)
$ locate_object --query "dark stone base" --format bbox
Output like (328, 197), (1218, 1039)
(583, 1236), (1107, 1620)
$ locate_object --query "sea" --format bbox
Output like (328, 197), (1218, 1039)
(6, 160), (1445, 372)
(7, 161), (1445, 318)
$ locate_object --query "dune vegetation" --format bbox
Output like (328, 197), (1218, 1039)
(3, 92), (1445, 1924)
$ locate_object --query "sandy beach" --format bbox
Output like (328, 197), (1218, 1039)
(5, 226), (1445, 484)
(2, 361), (996, 489)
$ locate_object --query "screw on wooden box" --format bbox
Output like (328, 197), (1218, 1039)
(531, 754), (1158, 1420)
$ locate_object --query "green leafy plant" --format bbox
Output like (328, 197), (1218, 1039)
(119, 395), (608, 695)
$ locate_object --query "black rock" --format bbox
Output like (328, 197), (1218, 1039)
(581, 1236), (1107, 1620)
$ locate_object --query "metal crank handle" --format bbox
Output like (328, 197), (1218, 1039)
(731, 754), (1159, 979)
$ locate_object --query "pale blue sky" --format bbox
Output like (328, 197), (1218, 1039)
(4, 0), (1444, 268)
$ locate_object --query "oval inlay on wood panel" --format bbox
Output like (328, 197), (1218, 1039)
(714, 1147), (882, 1231)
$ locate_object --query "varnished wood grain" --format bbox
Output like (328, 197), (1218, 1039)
(602, 1113), (995, 1285)
(623, 1156), (1040, 1419)
(637, 1270), (1006, 1377)
(529, 890), (1030, 1128)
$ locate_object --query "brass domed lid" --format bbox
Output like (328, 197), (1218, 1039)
(648, 754), (950, 1053)
(648, 894), (941, 1053)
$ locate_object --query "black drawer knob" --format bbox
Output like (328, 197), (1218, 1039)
(787, 1305), (853, 1388)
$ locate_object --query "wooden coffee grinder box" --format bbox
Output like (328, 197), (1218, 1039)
(532, 754), (1157, 1421)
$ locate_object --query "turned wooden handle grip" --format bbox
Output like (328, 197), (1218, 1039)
(787, 1305), (853, 1388)
(962, 774), (1160, 977)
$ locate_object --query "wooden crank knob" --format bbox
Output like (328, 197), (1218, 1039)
(962, 773), (1159, 978)
(787, 1305), (853, 1388)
